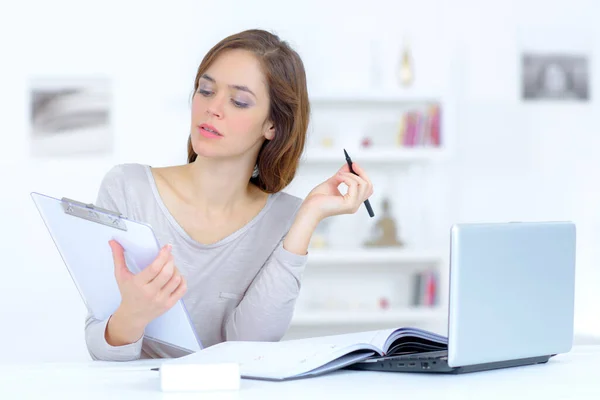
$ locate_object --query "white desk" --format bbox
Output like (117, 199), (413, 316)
(1, 345), (599, 400)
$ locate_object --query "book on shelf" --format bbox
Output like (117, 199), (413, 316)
(413, 270), (439, 307)
(397, 104), (441, 147)
(161, 326), (448, 381)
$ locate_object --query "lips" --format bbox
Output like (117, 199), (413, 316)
(198, 123), (222, 136)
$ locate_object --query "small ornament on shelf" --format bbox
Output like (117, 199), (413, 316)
(364, 198), (404, 247)
(360, 137), (373, 148)
(320, 136), (334, 148)
(379, 297), (390, 310)
(309, 219), (331, 249)
(398, 38), (414, 87)
(310, 235), (328, 249)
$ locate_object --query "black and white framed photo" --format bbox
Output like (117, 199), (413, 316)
(518, 27), (592, 103)
(522, 53), (589, 101)
(29, 76), (113, 157)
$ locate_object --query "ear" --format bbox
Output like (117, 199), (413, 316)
(263, 121), (275, 140)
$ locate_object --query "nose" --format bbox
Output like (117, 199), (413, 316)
(206, 95), (225, 119)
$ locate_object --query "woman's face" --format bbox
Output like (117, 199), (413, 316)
(190, 49), (274, 160)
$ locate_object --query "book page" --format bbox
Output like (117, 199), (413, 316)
(164, 331), (384, 380)
(368, 328), (401, 350)
(381, 327), (448, 355)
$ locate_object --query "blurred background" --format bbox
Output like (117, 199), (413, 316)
(1, 0), (599, 362)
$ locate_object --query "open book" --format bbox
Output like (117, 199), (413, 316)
(161, 327), (448, 381)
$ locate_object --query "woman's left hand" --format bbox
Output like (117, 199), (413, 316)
(300, 162), (374, 222)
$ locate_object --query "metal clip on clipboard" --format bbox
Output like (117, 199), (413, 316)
(60, 197), (128, 231)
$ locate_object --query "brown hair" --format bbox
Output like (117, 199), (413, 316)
(187, 29), (310, 193)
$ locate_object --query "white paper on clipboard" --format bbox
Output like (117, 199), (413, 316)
(30, 191), (203, 353)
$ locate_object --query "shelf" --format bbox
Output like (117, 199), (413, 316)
(291, 307), (446, 326)
(309, 91), (442, 105)
(307, 248), (443, 266)
(301, 147), (446, 164)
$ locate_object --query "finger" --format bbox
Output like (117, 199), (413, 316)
(350, 163), (374, 198)
(167, 278), (188, 308)
(339, 172), (370, 212)
(337, 173), (359, 205)
(339, 171), (367, 190)
(326, 171), (346, 188)
(109, 240), (133, 282)
(337, 162), (352, 174)
(147, 254), (176, 292)
(348, 162), (370, 182)
(328, 171), (366, 206)
(354, 177), (370, 203)
(139, 244), (172, 283)
(160, 267), (182, 295)
(344, 170), (370, 200)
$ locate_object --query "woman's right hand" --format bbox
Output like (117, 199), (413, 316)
(105, 240), (187, 345)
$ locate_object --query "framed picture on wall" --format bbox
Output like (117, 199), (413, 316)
(29, 76), (113, 157)
(522, 53), (589, 101)
(518, 27), (592, 102)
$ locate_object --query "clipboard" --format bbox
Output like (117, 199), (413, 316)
(30, 191), (203, 354)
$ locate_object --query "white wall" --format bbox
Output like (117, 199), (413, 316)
(0, 0), (598, 362)
(450, 0), (600, 337)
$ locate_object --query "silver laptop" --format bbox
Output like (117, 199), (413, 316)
(352, 221), (576, 374)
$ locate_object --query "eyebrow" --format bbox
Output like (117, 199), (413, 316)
(200, 74), (256, 98)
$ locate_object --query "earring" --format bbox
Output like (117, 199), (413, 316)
(252, 165), (259, 178)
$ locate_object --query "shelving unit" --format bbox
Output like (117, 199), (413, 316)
(289, 246), (446, 331)
(303, 89), (446, 161)
(283, 88), (453, 340)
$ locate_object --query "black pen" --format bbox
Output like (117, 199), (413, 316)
(343, 149), (375, 218)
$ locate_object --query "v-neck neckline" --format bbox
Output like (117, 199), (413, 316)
(143, 164), (278, 249)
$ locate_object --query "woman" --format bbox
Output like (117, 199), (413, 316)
(85, 29), (373, 361)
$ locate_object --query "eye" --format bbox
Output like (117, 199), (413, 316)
(231, 99), (249, 108)
(198, 89), (213, 97)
